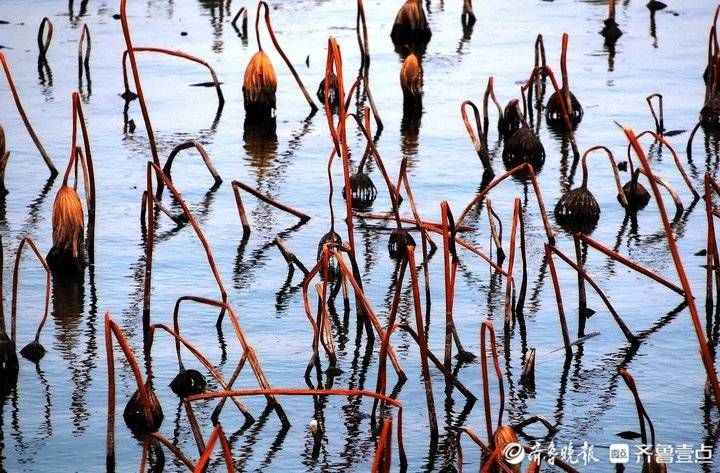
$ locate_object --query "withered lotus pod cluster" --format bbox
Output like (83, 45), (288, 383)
(390, 0), (431, 48)
(545, 33), (583, 128)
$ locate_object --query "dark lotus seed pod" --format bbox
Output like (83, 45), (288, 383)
(388, 228), (415, 259)
(169, 368), (207, 398)
(700, 96), (720, 130)
(317, 71), (339, 107)
(123, 383), (164, 435)
(19, 340), (46, 362)
(390, 0), (431, 46)
(502, 127), (545, 170)
(0, 332), (18, 384)
(621, 179), (651, 210)
(343, 172), (377, 210)
(500, 100), (522, 139)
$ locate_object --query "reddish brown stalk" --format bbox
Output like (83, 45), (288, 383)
(486, 199), (504, 261)
(0, 52), (58, 176)
(575, 233), (684, 295)
(549, 245), (637, 345)
(155, 141), (222, 198)
(275, 237), (309, 275)
(482, 77), (504, 142)
(143, 162), (227, 336)
(167, 295), (289, 426)
(544, 244), (573, 358)
(619, 369), (660, 468)
(10, 238), (51, 345)
(456, 163), (555, 245)
(534, 35), (547, 71)
(187, 388), (406, 467)
(504, 199), (521, 324)
(625, 126), (720, 412)
(371, 418), (393, 473)
(355, 212), (473, 233)
(441, 202), (473, 363)
(635, 168), (684, 212)
(141, 433), (196, 471)
(456, 427), (514, 473)
(78, 24), (91, 68)
(332, 248), (405, 374)
(105, 313), (158, 467)
(232, 185), (251, 237)
(355, 0), (384, 130)
(559, 33), (574, 116)
(705, 175), (720, 311)
(646, 94), (664, 134)
(480, 321), (505, 447)
(150, 323), (254, 421)
(255, 1), (317, 112)
(634, 130), (699, 199)
(582, 145), (627, 207)
(231, 180), (310, 224)
(461, 100), (492, 172)
(407, 244), (439, 439)
(301, 249), (337, 374)
(193, 424), (235, 473)
(37, 17), (53, 60)
(315, 282), (339, 370)
(120, 0), (160, 167)
(520, 65), (580, 158)
(573, 235), (587, 337)
(122, 47), (224, 106)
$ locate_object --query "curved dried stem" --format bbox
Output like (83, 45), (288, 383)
(231, 7), (248, 36)
(625, 126), (720, 413)
(371, 417), (393, 473)
(633, 130), (699, 200)
(559, 33), (573, 115)
(37, 17), (53, 60)
(482, 76), (503, 142)
(456, 163), (555, 246)
(153, 140), (223, 198)
(10, 237), (51, 345)
(0, 52), (58, 176)
(231, 180), (310, 225)
(186, 388), (406, 468)
(461, 100), (492, 173)
(78, 24), (91, 68)
(619, 369), (658, 466)
(193, 424), (235, 472)
(480, 320), (505, 447)
(545, 244), (573, 358)
(141, 433), (196, 471)
(256, 1), (317, 112)
(581, 145), (626, 207)
(646, 93), (664, 134)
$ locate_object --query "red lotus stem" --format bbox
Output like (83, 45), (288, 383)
(442, 202), (454, 367)
(10, 237), (51, 346)
(480, 320), (505, 448)
(545, 244), (573, 358)
(625, 126), (720, 413)
(482, 76), (504, 142)
(0, 52), (58, 176)
(461, 100), (491, 172)
(634, 130), (699, 199)
(456, 163), (555, 245)
(105, 313), (157, 467)
(576, 233), (684, 295)
(187, 388), (406, 467)
(646, 94), (664, 134)
(232, 184), (251, 237)
(144, 162), (228, 331)
(193, 424), (235, 472)
(120, 0), (161, 168)
(154, 141), (222, 198)
(559, 33), (573, 115)
(407, 244), (439, 439)
(71, 93), (96, 258)
(78, 24), (91, 68)
(550, 245), (637, 345)
(705, 175), (720, 310)
(256, 1), (317, 112)
(231, 180), (310, 223)
(580, 146), (626, 207)
(37, 17), (53, 60)
(355, 212), (473, 233)
(504, 199), (521, 324)
(456, 427), (511, 473)
(124, 47), (224, 106)
(371, 418), (393, 473)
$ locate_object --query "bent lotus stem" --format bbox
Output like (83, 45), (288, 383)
(140, 433), (196, 471)
(150, 322), (254, 422)
(503, 199), (521, 324)
(231, 180), (311, 224)
(636, 168), (684, 214)
(186, 388), (406, 468)
(355, 0), (384, 131)
(0, 52), (58, 176)
(105, 313), (158, 469)
(10, 237), (51, 346)
(143, 162), (228, 336)
(482, 77), (504, 142)
(545, 244), (573, 358)
(456, 162), (555, 245)
(156, 141), (222, 198)
(120, 0), (161, 168)
(633, 130), (699, 200)
(619, 369), (658, 466)
(705, 175), (720, 311)
(461, 100), (492, 173)
(456, 427), (513, 473)
(37, 17), (53, 60)
(486, 199), (504, 262)
(193, 423), (235, 473)
(646, 94), (664, 134)
(78, 24), (91, 67)
(581, 145), (627, 207)
(521, 65), (579, 158)
(625, 126), (720, 413)
(231, 7), (248, 36)
(123, 47), (225, 106)
(559, 33), (574, 116)
(256, 1), (317, 112)
(480, 320), (505, 447)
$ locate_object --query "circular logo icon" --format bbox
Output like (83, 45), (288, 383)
(502, 442), (526, 465)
